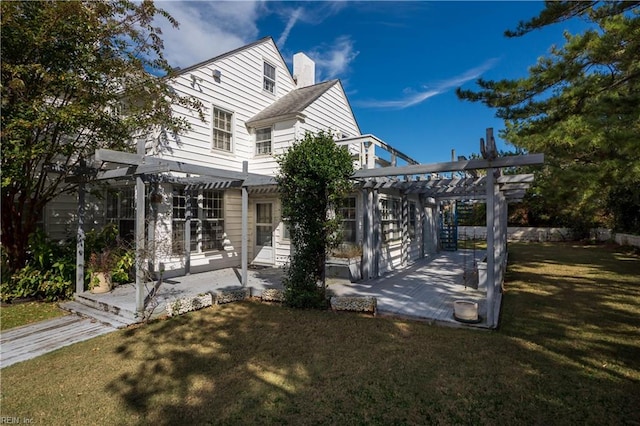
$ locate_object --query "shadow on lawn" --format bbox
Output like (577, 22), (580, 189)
(502, 243), (640, 381)
(103, 243), (640, 424)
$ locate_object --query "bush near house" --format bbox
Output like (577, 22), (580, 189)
(0, 225), (134, 302)
(276, 131), (354, 309)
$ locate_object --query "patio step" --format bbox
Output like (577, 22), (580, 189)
(73, 293), (139, 323)
(60, 301), (138, 329)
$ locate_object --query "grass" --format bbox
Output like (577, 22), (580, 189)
(0, 301), (67, 331)
(1, 242), (638, 424)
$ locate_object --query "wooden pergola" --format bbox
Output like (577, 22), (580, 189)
(75, 142), (276, 318)
(74, 128), (543, 326)
(351, 129), (543, 327)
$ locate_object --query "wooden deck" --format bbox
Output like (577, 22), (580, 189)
(0, 315), (115, 368)
(329, 250), (497, 328)
(76, 250), (497, 328)
(1, 250), (500, 368)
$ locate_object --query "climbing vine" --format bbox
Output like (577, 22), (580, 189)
(276, 131), (354, 308)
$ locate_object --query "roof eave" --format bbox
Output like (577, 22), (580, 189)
(246, 112), (306, 128)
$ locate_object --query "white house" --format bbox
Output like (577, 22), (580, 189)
(44, 37), (439, 280)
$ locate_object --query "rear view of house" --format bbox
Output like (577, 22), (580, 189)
(44, 36), (435, 281)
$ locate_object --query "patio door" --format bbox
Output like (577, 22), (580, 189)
(254, 202), (274, 265)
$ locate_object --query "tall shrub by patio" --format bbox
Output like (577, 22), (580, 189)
(276, 131), (353, 308)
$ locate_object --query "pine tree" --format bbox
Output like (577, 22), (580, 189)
(457, 1), (640, 234)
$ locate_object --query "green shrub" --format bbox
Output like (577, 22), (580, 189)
(276, 131), (353, 309)
(111, 248), (135, 284)
(1, 225), (134, 302)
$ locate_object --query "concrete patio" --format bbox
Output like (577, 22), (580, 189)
(67, 250), (499, 329)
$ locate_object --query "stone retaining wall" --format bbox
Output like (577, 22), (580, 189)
(166, 293), (213, 317)
(330, 296), (377, 315)
(216, 287), (251, 304)
(261, 288), (285, 302)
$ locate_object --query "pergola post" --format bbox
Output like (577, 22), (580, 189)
(418, 194), (426, 259)
(75, 176), (86, 295)
(373, 189), (381, 278)
(486, 167), (496, 328)
(362, 187), (374, 279)
(401, 193), (409, 267)
(498, 191), (508, 283)
(435, 201), (441, 251)
(135, 175), (146, 316)
(184, 189), (192, 275)
(135, 139), (146, 316)
(241, 161), (248, 286)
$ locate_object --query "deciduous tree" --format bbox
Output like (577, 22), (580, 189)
(1, 1), (200, 273)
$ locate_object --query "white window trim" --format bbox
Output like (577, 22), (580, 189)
(380, 196), (402, 244)
(172, 187), (225, 255)
(339, 196), (358, 244)
(263, 60), (276, 95)
(255, 126), (273, 156)
(211, 105), (234, 153)
(409, 201), (417, 239)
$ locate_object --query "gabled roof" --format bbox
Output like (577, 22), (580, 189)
(169, 36), (288, 79)
(246, 80), (339, 127)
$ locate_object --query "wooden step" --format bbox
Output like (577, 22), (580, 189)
(59, 301), (138, 329)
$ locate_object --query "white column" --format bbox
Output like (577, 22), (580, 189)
(373, 190), (381, 278)
(75, 179), (85, 294)
(135, 175), (146, 316)
(241, 161), (248, 286)
(486, 168), (496, 327)
(362, 188), (373, 279)
(401, 194), (409, 267)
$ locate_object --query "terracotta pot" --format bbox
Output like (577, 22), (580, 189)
(90, 272), (112, 294)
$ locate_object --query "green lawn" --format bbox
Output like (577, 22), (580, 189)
(1, 242), (638, 424)
(0, 301), (66, 331)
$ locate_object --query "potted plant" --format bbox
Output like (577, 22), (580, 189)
(326, 244), (363, 282)
(87, 249), (118, 293)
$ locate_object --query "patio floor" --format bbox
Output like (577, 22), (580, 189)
(75, 250), (499, 328)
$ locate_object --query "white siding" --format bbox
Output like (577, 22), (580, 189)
(158, 39), (296, 172)
(298, 83), (360, 140)
(249, 119), (296, 176)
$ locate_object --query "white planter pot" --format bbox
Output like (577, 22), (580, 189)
(453, 300), (480, 323)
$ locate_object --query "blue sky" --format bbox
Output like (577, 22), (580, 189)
(156, 1), (588, 163)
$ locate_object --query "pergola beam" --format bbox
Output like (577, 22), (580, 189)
(94, 148), (256, 182)
(353, 154), (544, 179)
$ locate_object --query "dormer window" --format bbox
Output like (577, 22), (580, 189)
(263, 62), (276, 94)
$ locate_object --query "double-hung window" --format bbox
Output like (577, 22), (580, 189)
(172, 186), (225, 254)
(106, 187), (136, 242)
(409, 201), (417, 239)
(201, 190), (225, 251)
(380, 197), (401, 243)
(263, 62), (276, 93)
(212, 107), (232, 151)
(338, 197), (357, 244)
(256, 127), (272, 155)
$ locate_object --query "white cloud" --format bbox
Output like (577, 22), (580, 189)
(309, 36), (360, 80)
(154, 1), (264, 69)
(276, 7), (302, 47)
(357, 58), (499, 109)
